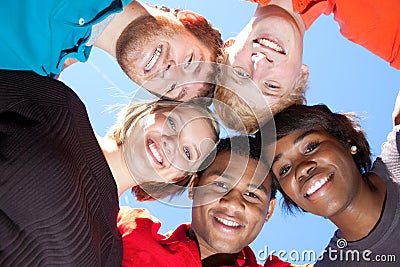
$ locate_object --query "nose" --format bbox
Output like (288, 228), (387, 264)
(163, 59), (178, 79)
(219, 189), (245, 212)
(251, 53), (273, 80)
(295, 160), (317, 182)
(166, 59), (177, 70)
(228, 45), (253, 76)
(161, 134), (176, 164)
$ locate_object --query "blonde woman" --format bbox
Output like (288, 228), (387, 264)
(0, 70), (219, 266)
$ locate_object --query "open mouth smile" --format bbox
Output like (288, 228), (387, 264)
(147, 139), (163, 165)
(303, 173), (333, 198)
(215, 216), (241, 228)
(145, 44), (162, 72)
(254, 38), (286, 55)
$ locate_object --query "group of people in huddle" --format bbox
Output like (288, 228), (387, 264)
(1, 0), (399, 266)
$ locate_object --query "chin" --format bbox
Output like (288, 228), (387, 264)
(212, 243), (242, 254)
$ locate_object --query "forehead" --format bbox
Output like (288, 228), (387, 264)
(200, 151), (270, 188)
(276, 128), (336, 149)
(158, 105), (209, 121)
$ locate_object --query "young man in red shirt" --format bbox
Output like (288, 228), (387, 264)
(117, 135), (300, 266)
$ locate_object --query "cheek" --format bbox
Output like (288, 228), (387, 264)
(191, 207), (208, 232)
(162, 164), (186, 179)
(245, 206), (267, 235)
(193, 187), (221, 206)
(279, 179), (299, 200)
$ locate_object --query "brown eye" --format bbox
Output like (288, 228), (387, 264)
(278, 165), (291, 178)
(305, 141), (320, 153)
(245, 191), (259, 199)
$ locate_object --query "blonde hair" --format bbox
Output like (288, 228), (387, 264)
(107, 99), (220, 201)
(213, 51), (307, 134)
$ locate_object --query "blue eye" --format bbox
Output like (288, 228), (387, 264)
(183, 146), (191, 160)
(168, 117), (176, 131)
(233, 68), (251, 79)
(184, 55), (193, 68)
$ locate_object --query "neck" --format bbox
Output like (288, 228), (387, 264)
(94, 1), (149, 57)
(258, 0), (306, 34)
(329, 173), (387, 241)
(269, 0), (294, 10)
(187, 228), (240, 265)
(97, 135), (138, 197)
(201, 253), (240, 267)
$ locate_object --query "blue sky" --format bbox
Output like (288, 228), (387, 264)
(59, 0), (400, 264)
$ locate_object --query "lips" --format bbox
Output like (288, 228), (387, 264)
(215, 216), (241, 228)
(145, 44), (162, 72)
(254, 36), (286, 55)
(211, 212), (245, 235)
(303, 172), (333, 198)
(147, 139), (164, 166)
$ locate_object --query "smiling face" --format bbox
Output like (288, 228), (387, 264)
(224, 4), (308, 111)
(116, 15), (214, 101)
(190, 151), (275, 258)
(142, 61), (216, 101)
(123, 105), (217, 185)
(271, 129), (363, 217)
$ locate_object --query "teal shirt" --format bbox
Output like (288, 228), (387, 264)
(0, 0), (132, 77)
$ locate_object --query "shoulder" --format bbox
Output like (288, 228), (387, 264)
(117, 206), (161, 233)
(0, 70), (80, 111)
(377, 125), (400, 184)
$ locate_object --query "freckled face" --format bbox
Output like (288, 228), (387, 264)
(225, 4), (305, 111)
(117, 15), (214, 101)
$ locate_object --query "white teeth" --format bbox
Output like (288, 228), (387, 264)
(215, 217), (240, 227)
(149, 143), (162, 164)
(305, 176), (329, 197)
(256, 38), (285, 54)
(145, 45), (162, 71)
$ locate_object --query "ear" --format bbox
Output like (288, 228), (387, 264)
(265, 198), (276, 223)
(224, 37), (236, 48)
(177, 10), (205, 25)
(300, 64), (309, 84)
(188, 173), (199, 200)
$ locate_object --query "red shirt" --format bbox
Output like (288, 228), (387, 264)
(246, 0), (400, 69)
(117, 207), (291, 267)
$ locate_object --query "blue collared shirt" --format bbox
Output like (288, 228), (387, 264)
(0, 0), (132, 77)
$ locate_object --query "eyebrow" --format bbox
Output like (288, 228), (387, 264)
(174, 88), (187, 101)
(247, 182), (269, 195)
(272, 129), (318, 166)
(193, 57), (202, 76)
(216, 172), (269, 195)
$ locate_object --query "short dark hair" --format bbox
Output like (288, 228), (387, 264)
(262, 104), (371, 212)
(198, 135), (277, 199)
